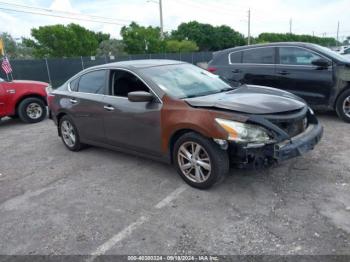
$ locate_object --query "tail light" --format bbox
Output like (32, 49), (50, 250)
(207, 67), (218, 73)
(45, 85), (55, 107)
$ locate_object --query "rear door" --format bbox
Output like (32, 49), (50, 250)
(225, 47), (277, 87)
(275, 46), (334, 105)
(67, 70), (108, 143)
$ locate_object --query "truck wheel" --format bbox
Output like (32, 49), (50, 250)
(18, 97), (47, 123)
(59, 115), (84, 151)
(336, 89), (350, 123)
(173, 132), (229, 189)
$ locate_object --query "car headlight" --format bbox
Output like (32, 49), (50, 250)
(215, 118), (271, 143)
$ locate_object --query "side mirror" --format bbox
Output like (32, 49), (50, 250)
(311, 58), (330, 68)
(128, 91), (153, 102)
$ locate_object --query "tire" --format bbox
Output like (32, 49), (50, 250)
(59, 115), (84, 152)
(18, 97), (47, 123)
(173, 132), (229, 189)
(336, 89), (350, 123)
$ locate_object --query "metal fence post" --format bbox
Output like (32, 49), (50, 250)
(191, 53), (194, 64)
(45, 58), (52, 85)
(179, 52), (182, 61)
(80, 56), (84, 70)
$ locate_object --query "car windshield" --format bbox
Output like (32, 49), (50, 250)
(141, 64), (233, 99)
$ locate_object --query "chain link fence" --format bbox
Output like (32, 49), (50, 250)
(0, 51), (213, 88)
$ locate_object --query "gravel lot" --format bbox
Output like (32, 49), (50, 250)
(0, 112), (349, 256)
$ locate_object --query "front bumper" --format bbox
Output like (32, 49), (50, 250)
(273, 123), (323, 161)
(228, 123), (323, 167)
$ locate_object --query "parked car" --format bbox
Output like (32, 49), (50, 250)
(208, 42), (350, 122)
(341, 47), (350, 60)
(0, 78), (49, 123)
(49, 60), (323, 189)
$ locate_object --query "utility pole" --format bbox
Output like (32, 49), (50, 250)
(289, 18), (292, 34)
(159, 0), (164, 39)
(336, 21), (340, 46)
(247, 8), (251, 45)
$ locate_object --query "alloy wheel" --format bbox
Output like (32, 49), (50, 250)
(26, 102), (43, 120)
(61, 120), (76, 148)
(343, 96), (350, 118)
(177, 141), (212, 183)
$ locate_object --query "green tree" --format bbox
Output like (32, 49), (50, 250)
(257, 33), (338, 46)
(171, 21), (245, 51)
(0, 32), (17, 58)
(96, 39), (126, 56)
(23, 23), (110, 58)
(120, 22), (165, 54)
(165, 40), (198, 53)
(0, 33), (33, 59)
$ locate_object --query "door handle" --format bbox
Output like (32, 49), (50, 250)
(69, 98), (78, 104)
(232, 69), (242, 73)
(103, 105), (115, 111)
(277, 70), (290, 75)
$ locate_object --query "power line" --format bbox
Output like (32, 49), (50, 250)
(0, 1), (134, 23)
(0, 6), (129, 26)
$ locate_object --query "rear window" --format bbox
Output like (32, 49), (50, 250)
(242, 47), (275, 64)
(78, 70), (106, 94)
(229, 51), (242, 64)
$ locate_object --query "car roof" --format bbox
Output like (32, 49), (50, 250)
(90, 59), (185, 70)
(216, 42), (319, 54)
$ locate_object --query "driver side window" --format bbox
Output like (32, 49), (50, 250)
(110, 70), (150, 97)
(279, 47), (323, 65)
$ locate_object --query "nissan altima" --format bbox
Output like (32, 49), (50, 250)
(48, 60), (323, 189)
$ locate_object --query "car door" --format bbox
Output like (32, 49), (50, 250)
(275, 46), (334, 105)
(228, 47), (277, 87)
(0, 83), (5, 116)
(67, 69), (107, 143)
(102, 69), (163, 157)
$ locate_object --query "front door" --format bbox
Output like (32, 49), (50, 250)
(102, 69), (163, 157)
(0, 84), (5, 116)
(275, 46), (334, 105)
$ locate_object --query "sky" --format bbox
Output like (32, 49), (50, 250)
(0, 0), (349, 41)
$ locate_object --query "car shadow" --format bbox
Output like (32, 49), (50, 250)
(0, 117), (24, 127)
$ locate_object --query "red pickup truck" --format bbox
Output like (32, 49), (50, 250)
(0, 78), (49, 123)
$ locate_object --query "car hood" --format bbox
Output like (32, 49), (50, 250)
(184, 85), (306, 114)
(12, 80), (49, 87)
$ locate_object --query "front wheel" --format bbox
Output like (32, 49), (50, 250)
(173, 132), (229, 189)
(336, 89), (350, 123)
(18, 97), (47, 123)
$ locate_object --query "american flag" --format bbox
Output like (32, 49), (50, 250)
(1, 56), (12, 74)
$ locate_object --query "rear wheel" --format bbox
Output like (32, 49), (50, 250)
(336, 89), (350, 123)
(59, 115), (84, 151)
(18, 97), (47, 123)
(173, 132), (229, 189)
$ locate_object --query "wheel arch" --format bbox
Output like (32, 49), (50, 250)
(56, 112), (68, 136)
(334, 84), (350, 108)
(15, 94), (47, 115)
(168, 128), (204, 164)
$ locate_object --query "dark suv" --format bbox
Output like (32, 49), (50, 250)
(208, 42), (350, 122)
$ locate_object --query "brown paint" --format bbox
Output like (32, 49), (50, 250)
(160, 95), (249, 153)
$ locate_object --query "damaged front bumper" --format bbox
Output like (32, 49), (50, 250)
(228, 122), (323, 167)
(274, 123), (323, 161)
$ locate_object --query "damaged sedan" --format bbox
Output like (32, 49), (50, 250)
(48, 60), (323, 189)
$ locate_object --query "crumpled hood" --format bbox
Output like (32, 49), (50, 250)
(185, 85), (306, 114)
